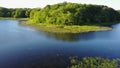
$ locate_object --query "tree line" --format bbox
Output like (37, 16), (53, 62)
(0, 2), (120, 25)
(29, 2), (120, 25)
(0, 7), (40, 18)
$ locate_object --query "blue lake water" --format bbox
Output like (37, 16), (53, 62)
(0, 20), (120, 68)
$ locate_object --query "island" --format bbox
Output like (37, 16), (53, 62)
(27, 2), (120, 33)
(0, 2), (120, 33)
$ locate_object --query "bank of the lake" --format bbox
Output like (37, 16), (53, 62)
(25, 22), (112, 33)
(0, 18), (113, 33)
(0, 17), (29, 21)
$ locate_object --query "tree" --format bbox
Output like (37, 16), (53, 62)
(30, 8), (41, 19)
(13, 9), (26, 18)
(25, 8), (32, 17)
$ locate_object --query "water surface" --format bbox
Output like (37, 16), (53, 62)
(0, 20), (120, 68)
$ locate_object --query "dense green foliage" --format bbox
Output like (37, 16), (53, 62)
(0, 2), (120, 25)
(29, 2), (120, 25)
(0, 7), (34, 18)
(70, 57), (118, 68)
(0, 7), (10, 17)
(29, 8), (41, 19)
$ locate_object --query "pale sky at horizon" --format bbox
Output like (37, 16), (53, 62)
(0, 0), (120, 10)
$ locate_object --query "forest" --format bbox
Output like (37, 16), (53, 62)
(0, 2), (120, 25)
(0, 7), (40, 18)
(29, 2), (120, 25)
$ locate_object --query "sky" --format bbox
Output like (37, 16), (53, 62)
(0, 0), (120, 10)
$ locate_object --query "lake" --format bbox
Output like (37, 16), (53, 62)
(0, 20), (120, 68)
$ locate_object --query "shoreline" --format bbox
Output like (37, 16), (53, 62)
(0, 17), (29, 21)
(0, 18), (112, 33)
(22, 22), (112, 33)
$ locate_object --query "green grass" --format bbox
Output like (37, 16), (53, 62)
(26, 21), (112, 33)
(70, 57), (119, 68)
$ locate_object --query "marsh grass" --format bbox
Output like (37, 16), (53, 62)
(26, 22), (112, 33)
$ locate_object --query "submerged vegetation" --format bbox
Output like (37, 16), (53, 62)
(70, 57), (119, 68)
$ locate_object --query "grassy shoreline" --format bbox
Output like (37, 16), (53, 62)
(23, 22), (112, 33)
(0, 18), (112, 33)
(0, 17), (29, 21)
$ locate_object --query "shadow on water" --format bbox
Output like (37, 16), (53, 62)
(43, 32), (94, 42)
(42, 30), (112, 42)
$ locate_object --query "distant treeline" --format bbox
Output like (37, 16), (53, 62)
(0, 2), (120, 25)
(0, 7), (40, 18)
